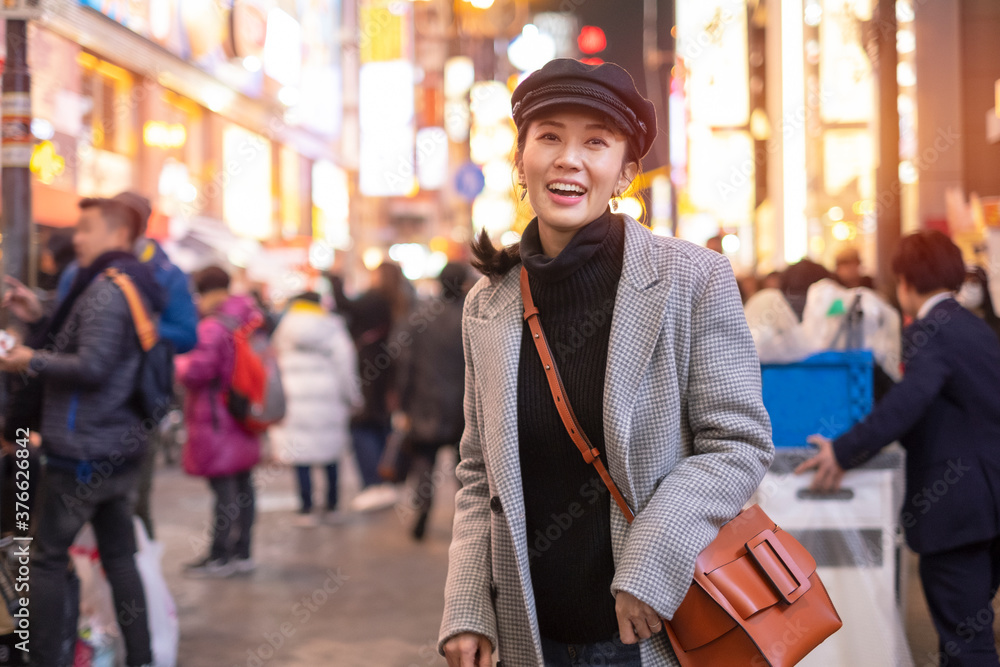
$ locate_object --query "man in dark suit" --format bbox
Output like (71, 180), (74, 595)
(798, 230), (1000, 666)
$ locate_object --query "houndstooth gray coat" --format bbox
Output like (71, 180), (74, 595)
(439, 216), (774, 666)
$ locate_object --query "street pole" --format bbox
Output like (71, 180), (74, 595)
(874, 0), (900, 293)
(1, 17), (34, 327)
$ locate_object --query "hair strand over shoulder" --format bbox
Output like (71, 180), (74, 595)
(470, 228), (521, 281)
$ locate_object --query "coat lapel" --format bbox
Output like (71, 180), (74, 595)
(464, 270), (530, 543)
(603, 217), (674, 509)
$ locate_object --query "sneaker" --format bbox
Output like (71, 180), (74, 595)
(350, 484), (400, 512)
(293, 511), (320, 528)
(184, 556), (236, 578)
(232, 557), (256, 574)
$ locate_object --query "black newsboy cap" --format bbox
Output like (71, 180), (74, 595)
(511, 58), (657, 158)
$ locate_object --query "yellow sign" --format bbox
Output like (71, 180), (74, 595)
(30, 140), (66, 184)
(143, 122), (187, 149)
(359, 0), (410, 63)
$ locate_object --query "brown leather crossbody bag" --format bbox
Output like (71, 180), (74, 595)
(519, 266), (842, 667)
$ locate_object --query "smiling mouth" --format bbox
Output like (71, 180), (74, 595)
(547, 183), (587, 198)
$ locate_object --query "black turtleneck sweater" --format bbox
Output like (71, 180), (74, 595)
(517, 210), (625, 644)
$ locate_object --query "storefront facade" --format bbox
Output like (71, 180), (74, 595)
(12, 0), (348, 298)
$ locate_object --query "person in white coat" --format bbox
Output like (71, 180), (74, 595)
(269, 292), (361, 527)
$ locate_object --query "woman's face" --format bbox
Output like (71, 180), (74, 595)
(517, 109), (636, 237)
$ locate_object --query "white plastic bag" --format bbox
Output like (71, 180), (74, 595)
(133, 518), (179, 667)
(744, 289), (812, 363)
(801, 279), (902, 380)
(70, 526), (125, 667)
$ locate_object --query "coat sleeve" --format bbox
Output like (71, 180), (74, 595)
(331, 318), (363, 412)
(176, 320), (226, 390)
(611, 254), (775, 620)
(832, 331), (951, 469)
(30, 280), (131, 387)
(438, 299), (498, 656)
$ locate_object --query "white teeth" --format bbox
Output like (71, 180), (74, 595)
(548, 183), (586, 195)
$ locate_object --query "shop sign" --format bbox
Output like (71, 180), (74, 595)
(416, 127), (447, 191)
(148, 122), (187, 149)
(359, 0), (412, 64)
(359, 60), (416, 197)
(455, 162), (485, 202)
(222, 124), (273, 240)
(77, 147), (133, 197)
(143, 121), (187, 149)
(263, 7), (302, 87)
(30, 27), (84, 138)
(29, 140), (66, 184)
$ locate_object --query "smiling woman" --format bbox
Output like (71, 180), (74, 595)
(440, 59), (774, 667)
(517, 111), (637, 257)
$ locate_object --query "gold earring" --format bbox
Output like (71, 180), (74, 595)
(610, 192), (620, 213)
(519, 183), (527, 201)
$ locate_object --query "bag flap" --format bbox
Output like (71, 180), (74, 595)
(668, 582), (738, 651)
(694, 504), (773, 574)
(705, 529), (818, 619)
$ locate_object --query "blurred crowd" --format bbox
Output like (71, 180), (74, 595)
(723, 241), (1000, 341)
(0, 191), (473, 666)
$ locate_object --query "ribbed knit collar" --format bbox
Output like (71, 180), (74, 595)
(520, 209), (620, 284)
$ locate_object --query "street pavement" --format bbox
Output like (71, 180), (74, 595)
(155, 449), (456, 667)
(149, 449), (985, 667)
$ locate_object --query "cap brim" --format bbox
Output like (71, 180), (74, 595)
(518, 96), (636, 142)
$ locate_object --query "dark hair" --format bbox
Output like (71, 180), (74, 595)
(193, 265), (231, 295)
(890, 230), (965, 294)
(471, 229), (521, 280)
(47, 231), (76, 272)
(835, 247), (862, 267)
(780, 259), (834, 321)
(473, 107), (642, 280)
(291, 291), (321, 304)
(439, 262), (470, 299)
(373, 262), (413, 325)
(79, 197), (143, 243)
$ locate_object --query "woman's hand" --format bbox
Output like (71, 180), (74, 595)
(443, 632), (493, 667)
(615, 590), (663, 644)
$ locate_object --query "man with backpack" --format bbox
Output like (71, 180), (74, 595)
(0, 197), (163, 667)
(177, 266), (263, 577)
(57, 191), (198, 539)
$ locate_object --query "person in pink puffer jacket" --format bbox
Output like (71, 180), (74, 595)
(176, 265), (262, 578)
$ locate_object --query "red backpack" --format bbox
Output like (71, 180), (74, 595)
(216, 312), (286, 434)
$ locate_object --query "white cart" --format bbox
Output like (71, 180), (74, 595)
(752, 447), (913, 667)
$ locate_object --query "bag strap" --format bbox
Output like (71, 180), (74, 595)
(104, 268), (158, 353)
(519, 266), (635, 523)
(213, 311), (263, 340)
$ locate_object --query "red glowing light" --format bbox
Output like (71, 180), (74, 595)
(577, 26), (607, 55)
(580, 57), (605, 66)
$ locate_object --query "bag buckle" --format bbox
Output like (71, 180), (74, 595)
(745, 529), (811, 605)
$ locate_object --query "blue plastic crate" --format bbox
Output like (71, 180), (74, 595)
(761, 350), (874, 448)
